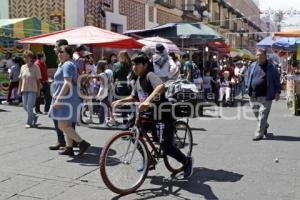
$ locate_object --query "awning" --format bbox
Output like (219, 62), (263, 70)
(0, 17), (57, 39)
(124, 22), (224, 47)
(19, 26), (144, 49)
(257, 35), (299, 51)
(230, 48), (255, 60)
(273, 29), (300, 38)
(207, 41), (230, 54)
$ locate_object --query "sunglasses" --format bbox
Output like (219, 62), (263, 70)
(58, 50), (65, 54)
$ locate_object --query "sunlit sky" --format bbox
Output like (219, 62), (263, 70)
(259, 0), (300, 30)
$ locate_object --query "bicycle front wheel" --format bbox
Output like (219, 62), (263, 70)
(99, 131), (149, 195)
(164, 120), (193, 174)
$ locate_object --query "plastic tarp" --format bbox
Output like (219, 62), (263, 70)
(19, 26), (144, 49)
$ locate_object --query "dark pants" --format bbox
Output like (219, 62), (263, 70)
(142, 119), (187, 164)
(7, 81), (19, 102)
(204, 88), (211, 100)
(97, 97), (108, 124)
(115, 85), (131, 123)
(53, 120), (76, 144)
(36, 82), (51, 112)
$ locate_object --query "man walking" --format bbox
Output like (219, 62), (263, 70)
(245, 49), (281, 141)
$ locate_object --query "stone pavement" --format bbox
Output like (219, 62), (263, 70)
(0, 98), (300, 200)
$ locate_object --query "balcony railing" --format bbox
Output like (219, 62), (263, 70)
(155, 0), (176, 9)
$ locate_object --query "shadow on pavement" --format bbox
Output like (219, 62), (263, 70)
(112, 167), (243, 200)
(34, 124), (56, 131)
(190, 127), (207, 131)
(265, 133), (300, 142)
(67, 146), (103, 166)
(67, 146), (117, 166)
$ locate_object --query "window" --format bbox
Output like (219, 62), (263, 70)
(111, 23), (123, 33)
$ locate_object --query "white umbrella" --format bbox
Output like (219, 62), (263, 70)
(138, 36), (180, 53)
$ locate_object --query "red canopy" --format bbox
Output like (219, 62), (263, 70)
(207, 41), (230, 54)
(18, 26), (144, 49)
(273, 29), (300, 38)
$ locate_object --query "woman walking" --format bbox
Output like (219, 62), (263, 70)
(49, 45), (90, 156)
(18, 50), (41, 128)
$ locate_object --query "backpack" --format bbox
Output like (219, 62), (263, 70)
(164, 79), (202, 118)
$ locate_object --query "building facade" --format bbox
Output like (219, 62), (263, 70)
(0, 0), (267, 52)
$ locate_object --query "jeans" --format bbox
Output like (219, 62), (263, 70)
(204, 88), (211, 100)
(249, 96), (272, 137)
(22, 92), (37, 125)
(53, 119), (76, 144)
(35, 82), (52, 112)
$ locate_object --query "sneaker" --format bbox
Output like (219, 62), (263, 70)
(183, 156), (194, 178)
(25, 124), (31, 128)
(137, 163), (145, 172)
(78, 140), (91, 156)
(137, 159), (156, 172)
(106, 119), (119, 127)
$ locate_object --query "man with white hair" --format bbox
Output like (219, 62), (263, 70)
(152, 43), (179, 81)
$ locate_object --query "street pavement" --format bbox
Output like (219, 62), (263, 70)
(0, 97), (300, 200)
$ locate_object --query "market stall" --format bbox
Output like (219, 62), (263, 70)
(0, 17), (57, 103)
(273, 29), (300, 115)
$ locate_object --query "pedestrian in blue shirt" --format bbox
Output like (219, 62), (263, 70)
(49, 45), (90, 156)
(245, 49), (281, 141)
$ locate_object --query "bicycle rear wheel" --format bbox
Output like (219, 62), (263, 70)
(99, 131), (149, 195)
(164, 120), (193, 174)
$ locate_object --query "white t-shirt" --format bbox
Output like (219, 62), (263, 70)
(219, 79), (231, 87)
(153, 55), (178, 81)
(193, 77), (203, 90)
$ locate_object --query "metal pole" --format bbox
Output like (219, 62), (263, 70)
(240, 34), (243, 49)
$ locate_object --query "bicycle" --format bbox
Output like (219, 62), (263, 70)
(99, 115), (193, 195)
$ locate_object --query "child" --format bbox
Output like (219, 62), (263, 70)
(218, 71), (235, 103)
(94, 60), (111, 124)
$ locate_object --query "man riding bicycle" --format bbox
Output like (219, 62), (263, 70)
(111, 53), (193, 178)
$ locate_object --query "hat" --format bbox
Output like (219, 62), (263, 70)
(75, 44), (92, 56)
(155, 43), (165, 52)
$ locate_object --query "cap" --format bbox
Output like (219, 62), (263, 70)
(75, 44), (92, 56)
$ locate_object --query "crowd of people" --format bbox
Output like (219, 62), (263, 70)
(0, 39), (283, 180)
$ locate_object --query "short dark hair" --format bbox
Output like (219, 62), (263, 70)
(61, 45), (74, 58)
(36, 52), (44, 60)
(257, 48), (267, 55)
(182, 53), (188, 60)
(56, 39), (68, 47)
(131, 52), (149, 65)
